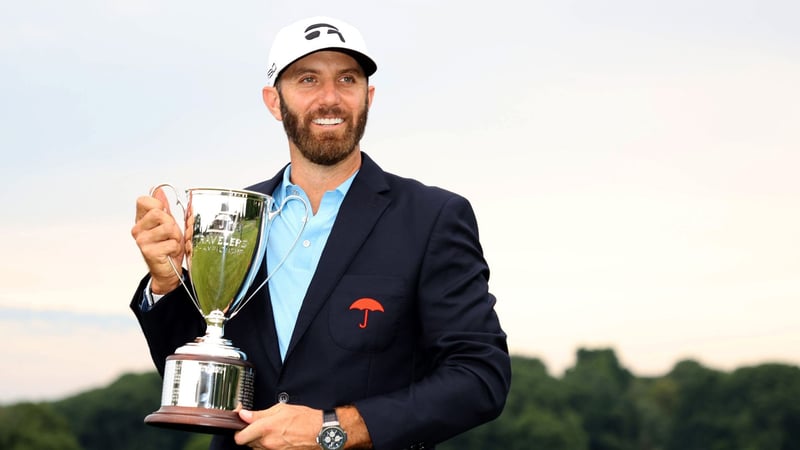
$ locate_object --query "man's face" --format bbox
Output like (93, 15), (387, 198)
(275, 51), (374, 166)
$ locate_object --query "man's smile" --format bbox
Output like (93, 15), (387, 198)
(313, 117), (345, 126)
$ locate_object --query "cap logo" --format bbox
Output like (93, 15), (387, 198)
(304, 23), (345, 43)
(267, 62), (277, 79)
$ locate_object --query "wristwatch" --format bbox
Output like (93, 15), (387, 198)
(317, 409), (347, 450)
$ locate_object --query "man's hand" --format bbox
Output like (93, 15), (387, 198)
(235, 404), (373, 450)
(235, 403), (322, 449)
(130, 187), (184, 294)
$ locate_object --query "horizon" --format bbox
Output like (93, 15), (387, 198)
(1, 305), (796, 405)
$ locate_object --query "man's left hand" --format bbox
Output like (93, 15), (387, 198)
(235, 403), (322, 449)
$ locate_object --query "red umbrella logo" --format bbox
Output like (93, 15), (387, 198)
(349, 297), (385, 329)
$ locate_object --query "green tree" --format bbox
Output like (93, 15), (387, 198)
(628, 376), (678, 450)
(0, 402), (81, 450)
(724, 364), (800, 450)
(666, 359), (732, 450)
(53, 372), (194, 450)
(563, 348), (638, 450)
(183, 433), (213, 450)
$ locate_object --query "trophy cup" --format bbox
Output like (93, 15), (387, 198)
(144, 185), (306, 434)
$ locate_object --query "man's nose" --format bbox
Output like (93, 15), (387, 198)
(316, 80), (341, 105)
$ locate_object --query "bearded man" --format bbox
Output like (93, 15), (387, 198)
(130, 16), (510, 450)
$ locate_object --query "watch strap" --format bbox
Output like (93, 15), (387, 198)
(318, 409), (347, 450)
(322, 409), (338, 426)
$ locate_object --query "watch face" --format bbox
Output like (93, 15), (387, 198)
(319, 426), (346, 450)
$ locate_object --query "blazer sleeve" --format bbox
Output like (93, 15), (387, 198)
(354, 194), (512, 449)
(129, 274), (206, 375)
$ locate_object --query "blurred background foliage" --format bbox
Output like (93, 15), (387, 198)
(1, 348), (798, 450)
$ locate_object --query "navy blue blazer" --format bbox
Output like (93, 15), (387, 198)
(131, 153), (511, 450)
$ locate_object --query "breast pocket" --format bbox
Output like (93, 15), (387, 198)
(327, 275), (410, 353)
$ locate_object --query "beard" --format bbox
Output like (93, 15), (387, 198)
(279, 91), (369, 166)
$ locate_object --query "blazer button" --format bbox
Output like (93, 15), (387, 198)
(277, 392), (290, 403)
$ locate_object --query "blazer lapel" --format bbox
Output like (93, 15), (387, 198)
(284, 153), (391, 360)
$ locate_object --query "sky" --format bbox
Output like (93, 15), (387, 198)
(1, 0), (798, 404)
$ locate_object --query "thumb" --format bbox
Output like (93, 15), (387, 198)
(238, 409), (256, 424)
(149, 185), (172, 215)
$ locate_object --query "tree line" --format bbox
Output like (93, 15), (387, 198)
(1, 348), (798, 450)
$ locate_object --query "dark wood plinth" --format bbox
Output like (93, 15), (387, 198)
(145, 405), (246, 435)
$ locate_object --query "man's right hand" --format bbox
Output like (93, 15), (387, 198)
(131, 187), (184, 295)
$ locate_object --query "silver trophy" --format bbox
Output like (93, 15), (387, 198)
(144, 185), (306, 434)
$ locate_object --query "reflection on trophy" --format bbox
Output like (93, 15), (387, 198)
(144, 186), (306, 434)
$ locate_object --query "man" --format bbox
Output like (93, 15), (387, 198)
(131, 16), (511, 450)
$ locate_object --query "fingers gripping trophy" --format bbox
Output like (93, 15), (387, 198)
(143, 184), (307, 434)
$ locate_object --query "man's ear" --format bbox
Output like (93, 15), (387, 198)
(367, 85), (375, 110)
(262, 86), (282, 121)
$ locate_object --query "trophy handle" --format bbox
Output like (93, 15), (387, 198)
(265, 193), (310, 280)
(147, 183), (199, 310)
(230, 193), (309, 320)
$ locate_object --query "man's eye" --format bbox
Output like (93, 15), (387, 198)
(301, 76), (316, 83)
(340, 76), (355, 83)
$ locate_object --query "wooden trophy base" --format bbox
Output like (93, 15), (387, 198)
(145, 353), (255, 435)
(145, 405), (246, 435)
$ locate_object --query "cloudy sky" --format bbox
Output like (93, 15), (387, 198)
(1, 0), (798, 404)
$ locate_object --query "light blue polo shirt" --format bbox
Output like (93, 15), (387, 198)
(268, 165), (356, 361)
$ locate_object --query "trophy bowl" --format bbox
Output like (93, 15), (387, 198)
(144, 187), (273, 434)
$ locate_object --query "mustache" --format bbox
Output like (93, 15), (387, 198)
(310, 106), (346, 118)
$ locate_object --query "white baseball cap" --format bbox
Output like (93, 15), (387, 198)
(266, 16), (378, 87)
